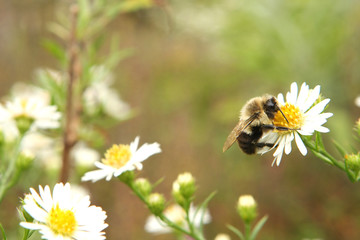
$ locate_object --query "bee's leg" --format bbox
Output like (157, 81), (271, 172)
(255, 142), (275, 148)
(262, 124), (297, 131)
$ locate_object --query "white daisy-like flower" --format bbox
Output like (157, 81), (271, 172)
(20, 182), (108, 240)
(0, 84), (61, 135)
(81, 136), (161, 182)
(144, 204), (211, 235)
(6, 96), (61, 129)
(266, 82), (333, 166)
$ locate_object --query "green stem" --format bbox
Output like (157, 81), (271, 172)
(302, 137), (345, 171)
(244, 222), (251, 240)
(184, 202), (202, 240)
(0, 138), (22, 204)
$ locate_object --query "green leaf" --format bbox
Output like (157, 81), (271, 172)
(0, 224), (7, 240)
(42, 39), (66, 65)
(194, 191), (217, 232)
(332, 140), (347, 158)
(152, 177), (164, 189)
(227, 224), (245, 240)
(312, 152), (333, 165)
(315, 132), (324, 150)
(249, 215), (268, 240)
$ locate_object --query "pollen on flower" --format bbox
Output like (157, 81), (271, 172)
(48, 204), (77, 236)
(273, 103), (305, 131)
(102, 144), (132, 168)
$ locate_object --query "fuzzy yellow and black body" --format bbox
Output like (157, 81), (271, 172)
(223, 95), (290, 154)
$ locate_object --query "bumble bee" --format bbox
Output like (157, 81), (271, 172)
(223, 95), (291, 154)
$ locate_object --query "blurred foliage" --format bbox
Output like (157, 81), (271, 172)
(1, 0), (360, 239)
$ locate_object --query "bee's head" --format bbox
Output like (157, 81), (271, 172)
(263, 96), (279, 119)
(264, 96), (289, 123)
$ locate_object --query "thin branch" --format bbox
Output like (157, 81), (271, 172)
(60, 4), (81, 183)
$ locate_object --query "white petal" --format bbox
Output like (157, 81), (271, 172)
(81, 169), (113, 182)
(284, 134), (294, 155)
(131, 142), (161, 163)
(20, 222), (44, 230)
(294, 132), (307, 156)
(288, 82), (298, 104)
(277, 93), (285, 105)
(315, 125), (330, 133)
(130, 136), (140, 153)
(273, 150), (284, 166)
(296, 83), (309, 107)
(301, 85), (320, 112)
(305, 98), (330, 116)
(23, 200), (48, 222)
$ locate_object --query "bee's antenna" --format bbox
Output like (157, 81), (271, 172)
(279, 108), (289, 124)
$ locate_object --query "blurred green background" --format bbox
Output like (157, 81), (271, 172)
(1, 0), (360, 239)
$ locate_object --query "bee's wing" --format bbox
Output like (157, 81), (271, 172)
(222, 114), (258, 152)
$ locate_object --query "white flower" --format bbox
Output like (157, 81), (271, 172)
(83, 65), (131, 120)
(20, 183), (108, 240)
(144, 204), (211, 235)
(215, 233), (231, 240)
(266, 82), (333, 166)
(81, 136), (161, 182)
(0, 84), (61, 135)
(6, 96), (61, 129)
(355, 95), (360, 107)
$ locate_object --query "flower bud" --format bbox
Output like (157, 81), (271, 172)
(16, 150), (35, 170)
(174, 172), (196, 200)
(237, 195), (257, 224)
(172, 181), (186, 207)
(134, 178), (152, 197)
(147, 193), (165, 216)
(355, 118), (360, 136)
(15, 116), (34, 135)
(214, 233), (231, 240)
(345, 153), (360, 173)
(117, 170), (135, 184)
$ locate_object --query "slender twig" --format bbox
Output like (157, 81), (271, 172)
(60, 5), (81, 183)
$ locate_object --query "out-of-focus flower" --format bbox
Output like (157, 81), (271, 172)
(81, 136), (161, 182)
(263, 82), (333, 166)
(214, 233), (231, 240)
(20, 183), (108, 240)
(0, 83), (61, 135)
(71, 141), (100, 168)
(144, 204), (211, 235)
(355, 95), (360, 107)
(83, 65), (131, 120)
(21, 133), (99, 171)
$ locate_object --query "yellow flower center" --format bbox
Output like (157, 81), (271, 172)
(48, 204), (77, 236)
(273, 103), (304, 132)
(102, 144), (132, 168)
